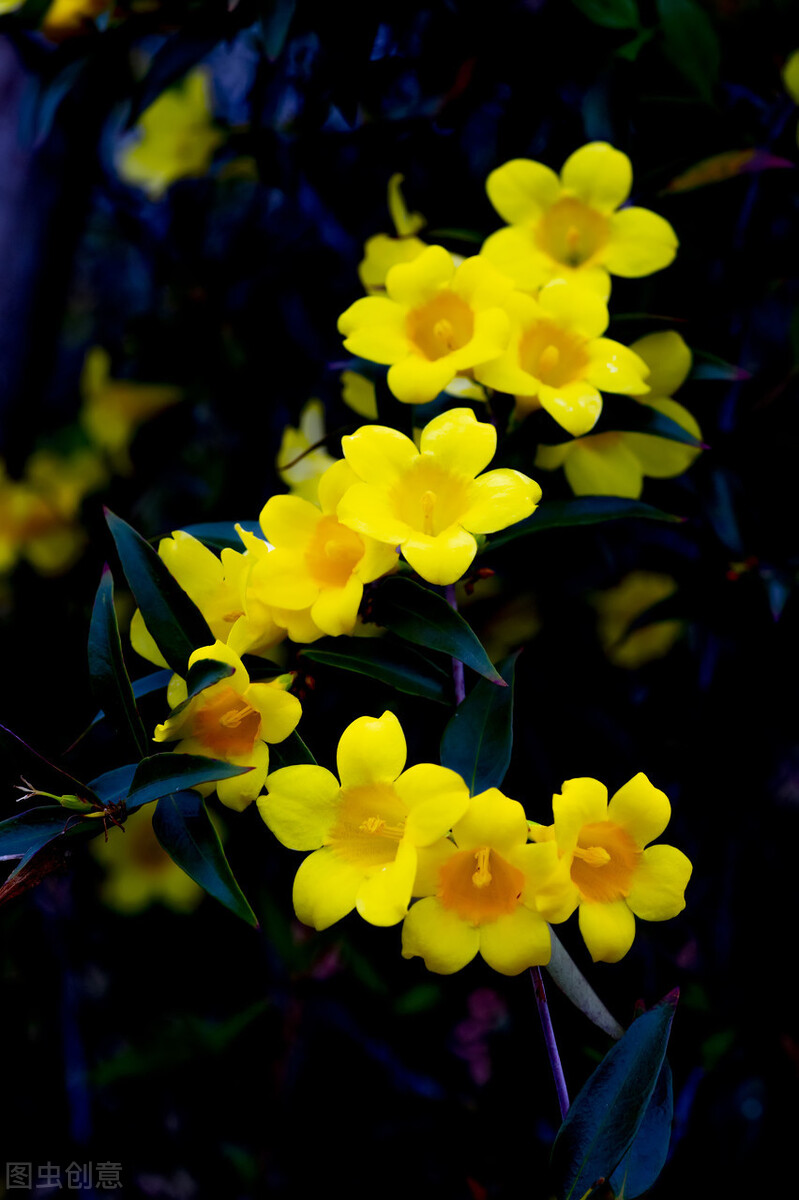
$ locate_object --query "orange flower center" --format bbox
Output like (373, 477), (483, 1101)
(535, 197), (609, 268)
(305, 514), (365, 587)
(406, 291), (475, 361)
(570, 821), (640, 903)
(438, 845), (524, 926)
(192, 685), (262, 757)
(519, 320), (590, 387)
(327, 782), (407, 868)
(390, 460), (471, 536)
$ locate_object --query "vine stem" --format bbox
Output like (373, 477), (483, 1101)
(530, 965), (570, 1121)
(444, 584), (466, 704)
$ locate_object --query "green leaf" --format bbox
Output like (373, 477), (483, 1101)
(0, 806), (68, 862)
(572, 0), (640, 28)
(545, 929), (624, 1041)
(663, 149), (793, 195)
(185, 658), (235, 701)
(105, 509), (214, 676)
(126, 754), (252, 810)
(598, 396), (704, 448)
(268, 730), (317, 770)
(89, 764), (138, 807)
(89, 567), (149, 758)
(656, 0), (720, 101)
(301, 636), (450, 704)
(152, 791), (257, 926)
(610, 1060), (674, 1198)
(370, 576), (504, 685)
(179, 520), (261, 553)
(484, 498), (681, 551)
(440, 654), (517, 794)
(690, 349), (751, 382)
(551, 990), (678, 1200)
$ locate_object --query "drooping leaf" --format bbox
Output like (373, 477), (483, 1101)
(84, 670), (172, 742)
(440, 654), (517, 794)
(656, 0), (720, 101)
(152, 790), (258, 926)
(545, 929), (624, 1041)
(179, 520), (261, 553)
(89, 567), (149, 758)
(370, 576), (504, 685)
(550, 990), (678, 1200)
(105, 509), (213, 676)
(598, 396), (705, 448)
(185, 658), (235, 701)
(664, 148), (793, 194)
(484, 498), (681, 551)
(690, 350), (751, 381)
(89, 764), (138, 809)
(125, 754), (251, 810)
(268, 730), (317, 770)
(0, 806), (68, 862)
(571, 0), (640, 29)
(301, 636), (450, 704)
(610, 1059), (674, 1198)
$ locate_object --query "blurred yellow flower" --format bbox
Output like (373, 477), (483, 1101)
(39, 0), (111, 40)
(358, 174), (428, 293)
(475, 280), (649, 437)
(258, 711), (470, 929)
(154, 641), (302, 812)
(117, 69), (226, 200)
(531, 774), (692, 963)
(341, 370), (379, 420)
(782, 50), (799, 105)
(91, 805), (203, 914)
(338, 407), (541, 586)
(338, 246), (513, 404)
(276, 399), (338, 504)
(534, 330), (701, 494)
(483, 142), (678, 298)
(402, 788), (557, 975)
(80, 347), (182, 470)
(592, 571), (683, 669)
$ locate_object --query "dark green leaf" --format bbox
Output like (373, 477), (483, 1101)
(268, 730), (317, 769)
(105, 509), (213, 676)
(551, 991), (678, 1200)
(260, 0), (296, 60)
(301, 636), (450, 704)
(89, 764), (138, 807)
(657, 0), (720, 101)
(440, 654), (517, 795)
(484, 499), (681, 551)
(179, 521), (261, 553)
(126, 754), (251, 810)
(610, 1060), (674, 1198)
(572, 0), (640, 29)
(370, 577), (504, 685)
(690, 350), (750, 381)
(125, 35), (224, 129)
(85, 670), (172, 740)
(0, 806), (67, 861)
(89, 567), (148, 758)
(185, 658), (235, 701)
(616, 26), (655, 60)
(598, 395), (704, 448)
(153, 791), (257, 926)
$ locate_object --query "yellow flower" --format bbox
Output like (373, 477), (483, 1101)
(592, 571), (683, 669)
(338, 407), (541, 586)
(117, 69), (226, 200)
(131, 529), (285, 668)
(252, 459), (398, 641)
(39, 0), (110, 41)
(338, 246), (513, 404)
(258, 711), (470, 929)
(153, 641), (302, 812)
(91, 805), (203, 914)
(358, 173), (429, 293)
(402, 789), (557, 975)
(783, 50), (799, 105)
(80, 347), (182, 469)
(276, 399), (338, 504)
(531, 774), (692, 963)
(482, 142), (678, 298)
(341, 369), (379, 420)
(534, 330), (700, 494)
(475, 280), (649, 437)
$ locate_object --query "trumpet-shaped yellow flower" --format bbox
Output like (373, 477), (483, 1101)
(592, 571), (683, 669)
(534, 330), (701, 495)
(358, 174), (429, 293)
(530, 774), (692, 963)
(131, 529), (285, 668)
(338, 408), (541, 586)
(258, 711), (470, 929)
(91, 805), (203, 914)
(338, 246), (513, 404)
(482, 142), (678, 298)
(252, 459), (399, 641)
(153, 641), (302, 812)
(276, 399), (338, 504)
(80, 347), (182, 469)
(117, 69), (226, 200)
(402, 789), (558, 975)
(475, 280), (649, 437)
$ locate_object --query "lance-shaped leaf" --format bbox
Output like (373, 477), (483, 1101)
(105, 509), (213, 675)
(87, 669), (173, 737)
(0, 807), (69, 862)
(89, 764), (138, 808)
(610, 1059), (674, 1198)
(179, 520), (261, 553)
(301, 636), (450, 704)
(440, 654), (517, 794)
(370, 576), (504, 685)
(572, 0), (640, 30)
(664, 148), (793, 195)
(598, 395), (705, 449)
(483, 498), (680, 551)
(550, 990), (678, 1200)
(185, 657), (235, 701)
(152, 790), (257, 926)
(125, 754), (251, 810)
(690, 350), (751, 382)
(545, 929), (624, 1041)
(89, 567), (149, 758)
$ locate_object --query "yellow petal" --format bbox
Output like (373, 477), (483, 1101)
(340, 369), (379, 419)
(452, 789), (528, 855)
(460, 468), (541, 534)
(257, 764), (340, 849)
(293, 848), (363, 930)
(626, 844), (692, 921)
(395, 764), (470, 844)
(783, 50), (799, 104)
(537, 279), (609, 338)
(310, 576), (363, 636)
(338, 296), (409, 364)
(585, 340), (650, 395)
(622, 397), (701, 478)
(246, 681), (302, 743)
(560, 142), (632, 213)
(607, 772), (671, 847)
(538, 379), (603, 437)
(248, 547), (320, 609)
(388, 173), (426, 236)
(258, 494), (320, 549)
(418, 407), (496, 477)
(401, 527), (477, 586)
(387, 354), (457, 404)
(401, 896), (480, 973)
(215, 741), (268, 812)
(336, 711), (406, 788)
(480, 226), (553, 291)
(337, 482), (410, 545)
(486, 157), (561, 225)
(532, 857), (581, 924)
(479, 907), (551, 974)
(413, 839), (459, 896)
(552, 777), (608, 854)
(535, 442), (572, 472)
(341, 424), (418, 486)
(578, 899), (636, 963)
(130, 607), (169, 668)
(604, 208), (678, 277)
(386, 244), (456, 307)
(564, 435), (644, 498)
(629, 330), (692, 396)
(316, 458), (360, 514)
(356, 839), (417, 926)
(358, 233), (427, 293)
(187, 639), (249, 692)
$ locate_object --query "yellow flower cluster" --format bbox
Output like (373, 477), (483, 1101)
(258, 711), (691, 972)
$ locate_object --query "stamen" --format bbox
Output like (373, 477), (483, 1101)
(421, 490), (437, 536)
(573, 845), (611, 867)
(222, 610), (245, 623)
(472, 846), (493, 888)
(359, 816), (385, 834)
(539, 345), (560, 374)
(566, 225), (581, 265)
(220, 703), (257, 728)
(433, 318), (455, 350)
(324, 539), (341, 559)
